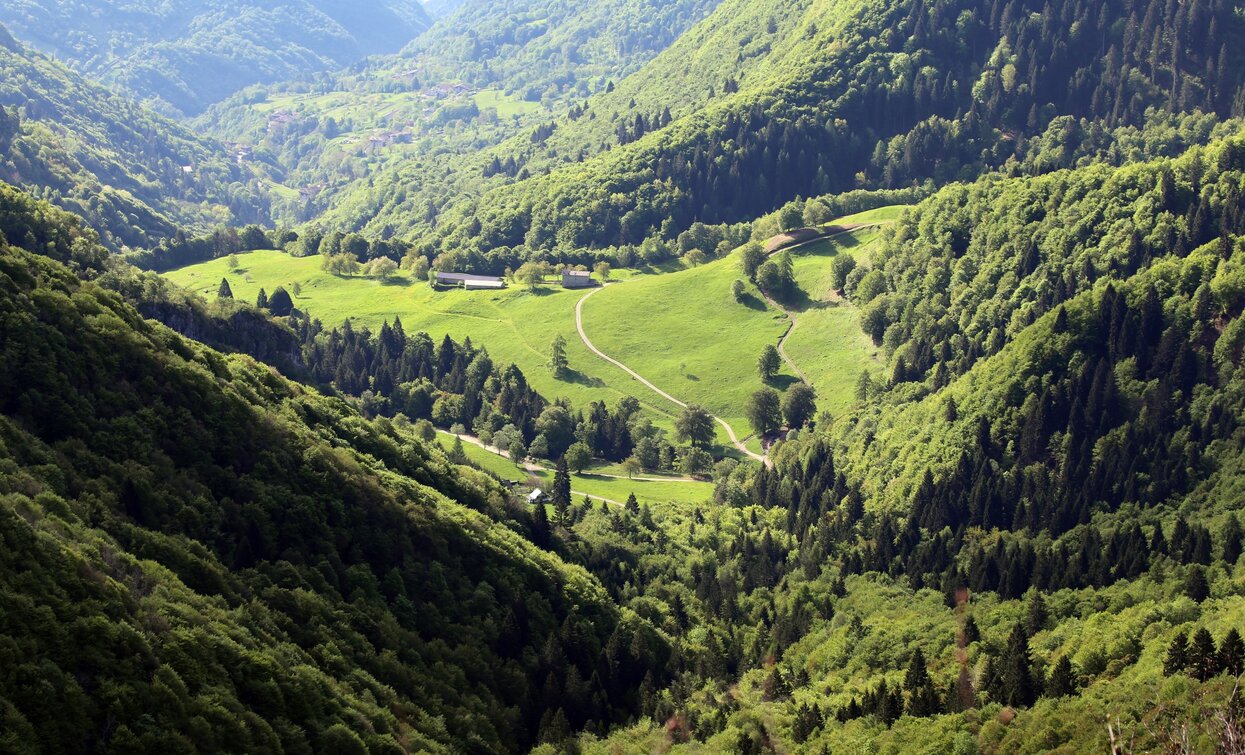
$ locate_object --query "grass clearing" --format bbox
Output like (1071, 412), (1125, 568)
(786, 229), (886, 411)
(165, 213), (886, 451)
(473, 89), (545, 118)
(580, 247), (797, 433)
(165, 251), (679, 427)
(434, 432), (713, 508)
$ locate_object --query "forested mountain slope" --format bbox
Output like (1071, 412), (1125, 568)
(0, 183), (665, 752)
(542, 128), (1245, 755)
(199, 0), (721, 227)
(316, 0), (1245, 264)
(0, 27), (265, 250)
(0, 0), (432, 115)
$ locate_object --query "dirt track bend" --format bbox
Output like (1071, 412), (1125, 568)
(574, 286), (770, 466)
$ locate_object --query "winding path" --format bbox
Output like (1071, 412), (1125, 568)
(575, 286), (769, 465)
(761, 222), (892, 387)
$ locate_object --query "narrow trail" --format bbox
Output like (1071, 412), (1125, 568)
(761, 222), (891, 387)
(575, 286), (770, 466)
(445, 436), (702, 505)
(768, 298), (810, 385)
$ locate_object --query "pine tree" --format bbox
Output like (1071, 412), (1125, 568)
(904, 647), (941, 716)
(449, 436), (468, 464)
(552, 456), (571, 512)
(217, 278), (233, 299)
(1190, 628), (1219, 681)
(531, 501), (551, 548)
(1024, 591), (1049, 636)
(1046, 655), (1077, 697)
(1163, 632), (1190, 676)
(999, 623), (1038, 707)
(1184, 565), (1210, 602)
(1223, 513), (1243, 564)
(1219, 629), (1245, 678)
(256, 287), (268, 309)
(624, 492), (639, 515)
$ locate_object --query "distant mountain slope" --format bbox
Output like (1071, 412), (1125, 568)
(0, 181), (662, 751)
(0, 28), (264, 250)
(315, 0), (1245, 262)
(397, 0), (723, 99)
(0, 0), (432, 115)
(199, 0), (721, 226)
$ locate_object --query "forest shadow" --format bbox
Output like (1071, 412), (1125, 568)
(738, 293), (768, 311)
(561, 369), (605, 387)
(766, 374), (800, 390)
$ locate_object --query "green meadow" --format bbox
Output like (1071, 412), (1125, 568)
(164, 217), (887, 448)
(165, 251), (681, 426)
(579, 247), (798, 434)
(785, 227), (887, 411)
(435, 432), (714, 509)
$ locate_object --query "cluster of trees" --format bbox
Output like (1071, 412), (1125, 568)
(746, 383), (817, 436)
(1164, 628), (1245, 681)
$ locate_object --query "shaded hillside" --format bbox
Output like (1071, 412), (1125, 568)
(0, 28), (265, 250)
(0, 0), (432, 115)
(0, 183), (666, 751)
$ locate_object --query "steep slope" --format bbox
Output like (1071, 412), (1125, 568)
(0, 28), (264, 251)
(0, 183), (665, 751)
(0, 0), (432, 115)
(315, 0), (1245, 260)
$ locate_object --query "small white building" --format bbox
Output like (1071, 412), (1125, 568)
(527, 489), (546, 504)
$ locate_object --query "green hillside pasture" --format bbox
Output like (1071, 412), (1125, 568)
(435, 433), (713, 509)
(164, 250), (681, 427)
(785, 228), (885, 411)
(580, 246), (798, 435)
(827, 204), (908, 228)
(473, 89), (546, 118)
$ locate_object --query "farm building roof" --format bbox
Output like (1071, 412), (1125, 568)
(436, 272), (504, 283)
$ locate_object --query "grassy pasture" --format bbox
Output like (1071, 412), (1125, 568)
(164, 211), (893, 451)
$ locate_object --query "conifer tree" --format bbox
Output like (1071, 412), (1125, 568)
(1163, 632), (1190, 677)
(256, 287), (268, 309)
(1223, 513), (1243, 564)
(217, 278), (233, 299)
(1190, 628), (1219, 681)
(999, 623), (1038, 707)
(1184, 566), (1210, 602)
(1219, 629), (1245, 678)
(1046, 655), (1077, 697)
(904, 647), (941, 716)
(1024, 591), (1049, 636)
(552, 457), (571, 526)
(624, 492), (639, 515)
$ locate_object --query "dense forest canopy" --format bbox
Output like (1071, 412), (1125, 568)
(304, 0), (1245, 267)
